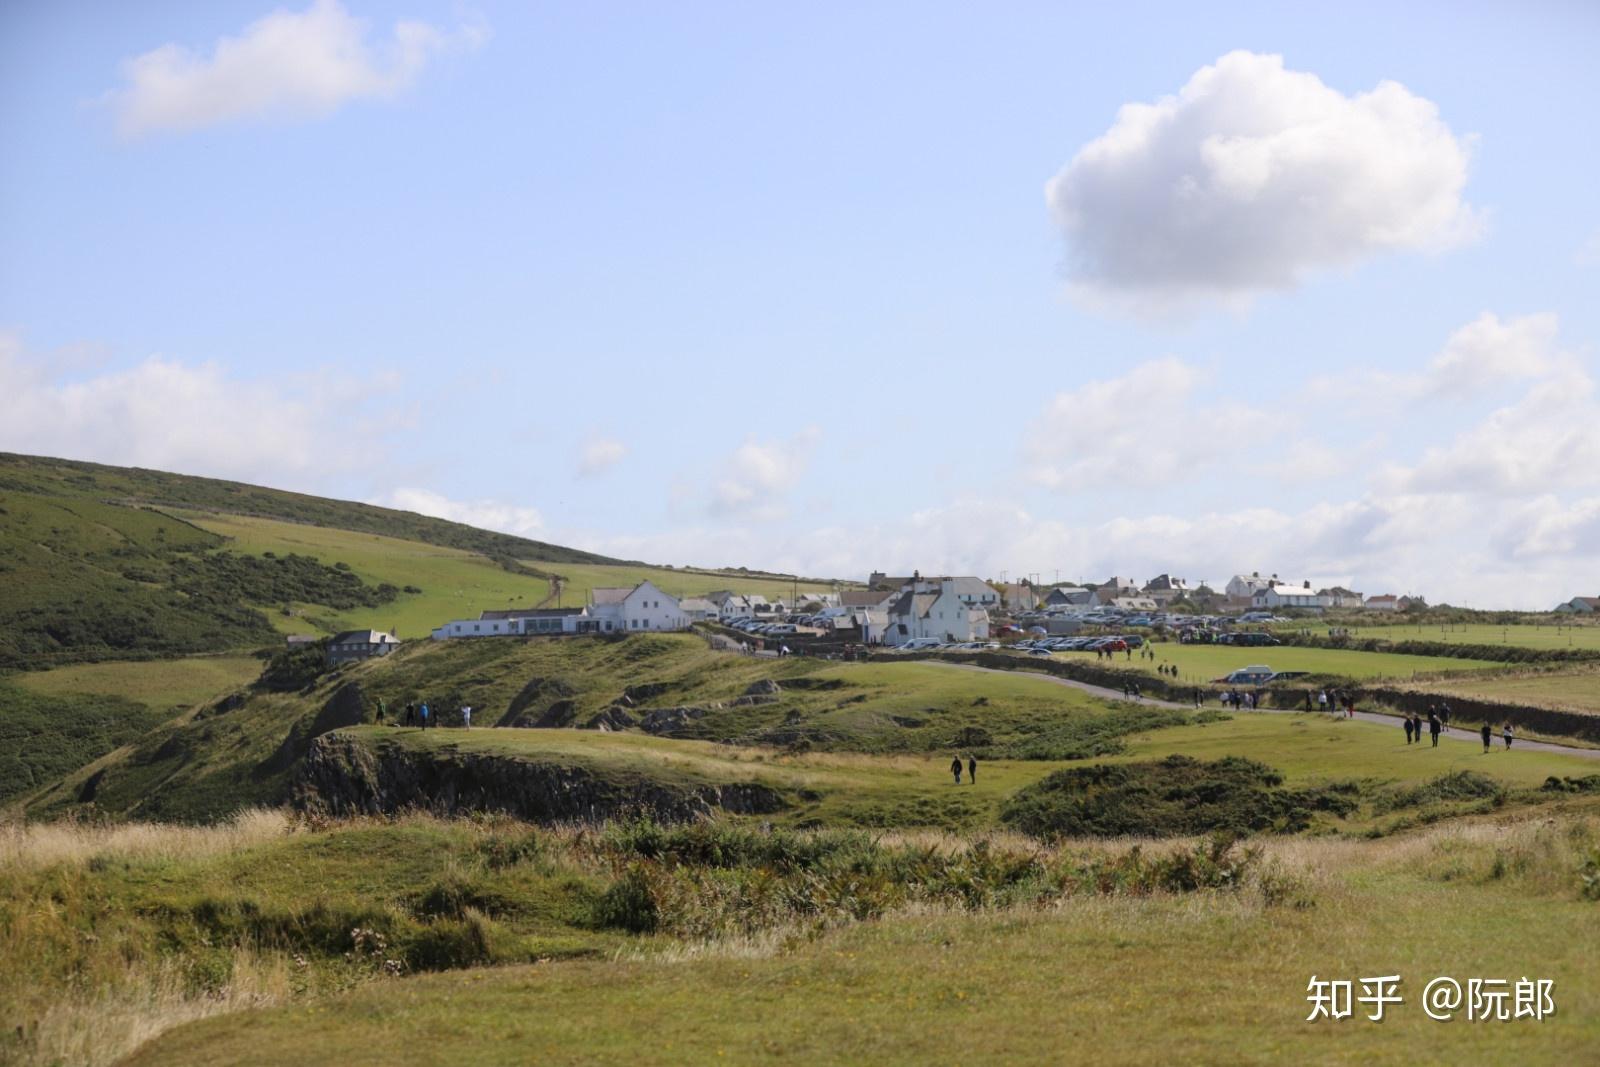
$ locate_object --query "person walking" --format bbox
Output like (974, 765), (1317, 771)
(1305, 691), (1314, 712)
(1440, 703), (1451, 729)
(1193, 688), (1202, 708)
(1318, 690), (1328, 713)
(462, 704), (472, 730)
(1410, 713), (1423, 744)
(1481, 721), (1492, 753)
(1404, 716), (1415, 745)
(1428, 712), (1441, 747)
(950, 756), (963, 785)
(1502, 722), (1514, 750)
(420, 702), (430, 729)
(375, 697), (387, 725)
(967, 755), (977, 785)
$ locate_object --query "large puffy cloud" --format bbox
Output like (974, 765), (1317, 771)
(1024, 358), (1265, 489)
(0, 333), (398, 486)
(106, 0), (487, 138)
(1047, 51), (1478, 313)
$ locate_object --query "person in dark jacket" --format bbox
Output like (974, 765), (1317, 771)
(1503, 722), (1514, 749)
(967, 756), (977, 784)
(1410, 713), (1423, 743)
(1428, 712), (1441, 747)
(950, 756), (962, 785)
(1481, 722), (1492, 752)
(1404, 716), (1415, 744)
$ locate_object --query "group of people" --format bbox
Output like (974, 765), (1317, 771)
(389, 700), (472, 729)
(1400, 704), (1514, 751)
(1120, 681), (1143, 699)
(950, 755), (978, 784)
(1154, 663), (1179, 677)
(1221, 689), (1258, 710)
(1094, 646), (1133, 661)
(1308, 689), (1356, 717)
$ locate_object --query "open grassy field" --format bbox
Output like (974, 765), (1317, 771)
(1279, 620), (1600, 652)
(1408, 666), (1600, 717)
(13, 654), (263, 710)
(104, 808), (1600, 1067)
(1092, 641), (1504, 684)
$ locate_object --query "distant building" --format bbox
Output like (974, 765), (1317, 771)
(679, 596), (718, 621)
(1252, 582), (1327, 610)
(1042, 586), (1091, 608)
(1318, 587), (1365, 609)
(1364, 594), (1400, 612)
(285, 634), (317, 648)
(1225, 573), (1278, 601)
(999, 583), (1038, 612)
(1143, 574), (1189, 605)
(884, 580), (991, 645)
(327, 630), (400, 664)
(1555, 596), (1600, 614)
(588, 580), (688, 632)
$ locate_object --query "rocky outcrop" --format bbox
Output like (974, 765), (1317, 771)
(258, 681), (369, 775)
(582, 706), (637, 731)
(295, 732), (787, 822)
(744, 679), (782, 696)
(638, 706), (707, 736)
(501, 677), (577, 727)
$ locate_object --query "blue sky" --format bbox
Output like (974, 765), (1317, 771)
(3, 1), (1599, 606)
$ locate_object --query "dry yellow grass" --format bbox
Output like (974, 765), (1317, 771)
(0, 807), (291, 872)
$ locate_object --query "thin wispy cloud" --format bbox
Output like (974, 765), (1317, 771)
(105, 0), (487, 138)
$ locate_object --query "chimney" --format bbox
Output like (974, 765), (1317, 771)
(1304, 580), (1310, 589)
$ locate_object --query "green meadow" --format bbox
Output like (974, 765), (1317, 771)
(1409, 666), (1600, 717)
(1283, 620), (1600, 652)
(13, 654), (264, 710)
(1066, 640), (1504, 684)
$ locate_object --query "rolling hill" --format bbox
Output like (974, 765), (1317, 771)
(0, 452), (841, 668)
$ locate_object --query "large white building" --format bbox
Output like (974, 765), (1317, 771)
(884, 580), (991, 645)
(587, 580), (688, 632)
(431, 580), (689, 640)
(1252, 584), (1328, 610)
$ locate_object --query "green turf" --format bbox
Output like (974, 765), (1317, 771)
(1281, 620), (1600, 652)
(1099, 640), (1504, 683)
(119, 813), (1600, 1067)
(13, 654), (264, 710)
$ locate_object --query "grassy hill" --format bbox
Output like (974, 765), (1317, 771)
(0, 453), (843, 667)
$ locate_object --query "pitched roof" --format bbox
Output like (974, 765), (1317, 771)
(591, 586), (632, 605)
(841, 590), (891, 608)
(330, 630), (397, 644)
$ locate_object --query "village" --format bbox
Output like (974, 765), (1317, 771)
(324, 570), (1445, 661)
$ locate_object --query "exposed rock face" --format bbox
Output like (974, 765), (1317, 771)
(501, 677), (577, 726)
(259, 681), (369, 775)
(582, 706), (637, 731)
(638, 706), (707, 736)
(295, 732), (786, 822)
(744, 679), (782, 696)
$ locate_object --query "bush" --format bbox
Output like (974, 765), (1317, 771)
(1000, 756), (1357, 840)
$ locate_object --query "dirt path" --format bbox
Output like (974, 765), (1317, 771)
(930, 660), (1600, 762)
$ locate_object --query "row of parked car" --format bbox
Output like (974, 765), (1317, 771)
(1011, 634), (1146, 655)
(724, 615), (823, 638)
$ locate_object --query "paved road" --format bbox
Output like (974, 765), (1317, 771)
(929, 660), (1600, 762)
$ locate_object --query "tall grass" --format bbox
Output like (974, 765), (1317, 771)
(0, 806), (291, 871)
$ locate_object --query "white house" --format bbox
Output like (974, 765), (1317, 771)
(1252, 584), (1327, 610)
(431, 607), (590, 639)
(1364, 594), (1400, 612)
(706, 591), (754, 620)
(679, 597), (718, 621)
(1318, 587), (1365, 609)
(1226, 573), (1278, 601)
(885, 581), (991, 645)
(1108, 596), (1159, 612)
(933, 577), (1001, 609)
(586, 580), (689, 632)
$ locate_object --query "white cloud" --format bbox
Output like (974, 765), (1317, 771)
(1046, 50), (1478, 314)
(1422, 312), (1560, 397)
(0, 332), (396, 486)
(709, 428), (820, 519)
(1024, 358), (1265, 489)
(376, 487), (545, 538)
(577, 437), (627, 477)
(106, 0), (487, 138)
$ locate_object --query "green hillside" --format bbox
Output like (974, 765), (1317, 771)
(0, 452), (627, 565)
(0, 453), (843, 668)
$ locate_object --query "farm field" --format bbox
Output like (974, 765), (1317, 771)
(13, 654), (263, 710)
(1084, 641), (1504, 684)
(1408, 667), (1600, 717)
(117, 809), (1600, 1067)
(1277, 620), (1600, 653)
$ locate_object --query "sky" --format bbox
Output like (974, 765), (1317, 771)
(3, 0), (1599, 608)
